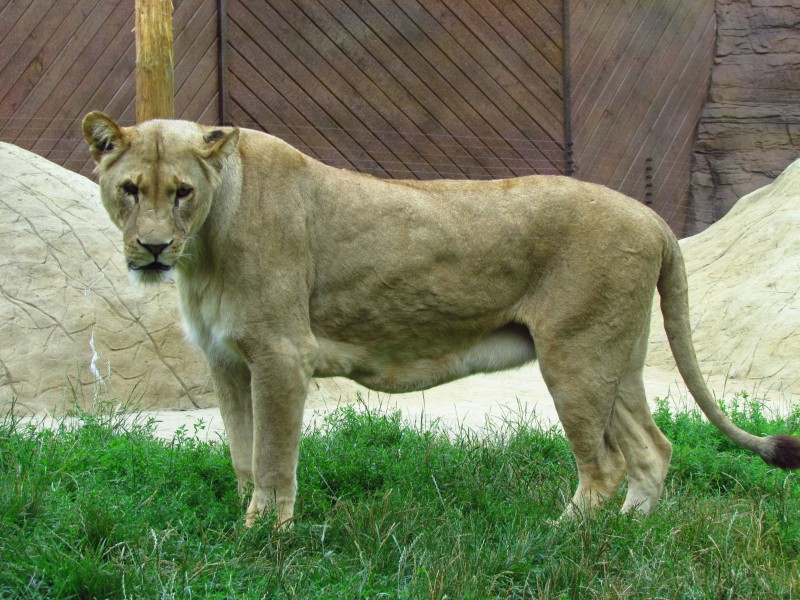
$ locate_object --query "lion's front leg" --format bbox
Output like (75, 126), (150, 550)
(243, 337), (314, 528)
(209, 360), (254, 495)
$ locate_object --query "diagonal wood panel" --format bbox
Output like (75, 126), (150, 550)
(0, 0), (219, 177)
(227, 0), (567, 180)
(569, 0), (715, 234)
(0, 0), (716, 233)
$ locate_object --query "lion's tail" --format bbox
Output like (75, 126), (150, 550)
(657, 234), (800, 470)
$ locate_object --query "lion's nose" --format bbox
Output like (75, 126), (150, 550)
(139, 240), (172, 259)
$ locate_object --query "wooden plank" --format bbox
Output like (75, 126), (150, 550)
(567, 0), (596, 48)
(393, 0), (561, 172)
(60, 45), (136, 176)
(570, 0), (618, 109)
(653, 17), (715, 230)
(338, 0), (506, 177)
(4, 1), (130, 148)
(33, 20), (136, 172)
(231, 0), (494, 176)
(191, 68), (221, 125)
(23, 2), (135, 153)
(569, 0), (620, 72)
(292, 0), (542, 179)
(0, 0), (223, 178)
(0, 1), (78, 77)
(656, 131), (695, 232)
(0, 1), (32, 42)
(176, 40), (219, 121)
(580, 0), (687, 188)
(511, 0), (562, 48)
(588, 0), (710, 208)
(373, 0), (530, 163)
(300, 0), (480, 178)
(230, 1), (402, 178)
(174, 0), (217, 92)
(227, 58), (349, 166)
(227, 77), (289, 137)
(572, 0), (655, 171)
(228, 21), (368, 170)
(292, 0), (473, 178)
(568, 0), (716, 232)
(361, 0), (530, 177)
(231, 3), (390, 173)
(0, 0), (84, 125)
(571, 0), (648, 141)
(174, 0), (218, 118)
(573, 0), (662, 149)
(245, 0), (429, 179)
(483, 0), (563, 73)
(612, 1), (714, 193)
(429, 1), (563, 140)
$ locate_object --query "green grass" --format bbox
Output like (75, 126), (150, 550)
(1, 393), (798, 599)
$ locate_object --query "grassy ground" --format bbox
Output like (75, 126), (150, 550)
(1, 393), (798, 599)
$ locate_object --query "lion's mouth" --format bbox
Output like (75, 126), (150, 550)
(129, 261), (173, 272)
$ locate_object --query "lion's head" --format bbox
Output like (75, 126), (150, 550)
(82, 112), (239, 284)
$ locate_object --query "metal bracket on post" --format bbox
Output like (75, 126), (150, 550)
(218, 0), (228, 126)
(566, 141), (575, 177)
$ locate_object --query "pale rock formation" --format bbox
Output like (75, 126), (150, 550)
(649, 157), (800, 395)
(0, 142), (359, 415)
(0, 142), (214, 413)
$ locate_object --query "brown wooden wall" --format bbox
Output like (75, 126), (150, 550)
(569, 0), (716, 234)
(0, 0), (716, 234)
(226, 0), (566, 179)
(0, 0), (220, 176)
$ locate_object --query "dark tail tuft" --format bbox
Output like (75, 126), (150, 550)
(764, 435), (800, 470)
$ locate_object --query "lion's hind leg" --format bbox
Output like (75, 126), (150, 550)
(535, 344), (628, 518)
(610, 323), (673, 514)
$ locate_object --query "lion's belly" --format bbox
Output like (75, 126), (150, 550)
(313, 323), (536, 393)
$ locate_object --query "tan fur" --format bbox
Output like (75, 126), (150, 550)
(83, 112), (800, 526)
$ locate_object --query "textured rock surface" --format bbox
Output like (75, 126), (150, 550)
(0, 142), (215, 413)
(649, 157), (800, 395)
(686, 0), (800, 235)
(0, 143), (371, 415)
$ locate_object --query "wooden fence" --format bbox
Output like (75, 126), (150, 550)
(570, 0), (716, 234)
(0, 0), (715, 234)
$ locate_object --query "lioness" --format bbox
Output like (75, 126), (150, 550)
(83, 112), (800, 526)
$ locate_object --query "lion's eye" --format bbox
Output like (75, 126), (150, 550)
(122, 182), (139, 201)
(175, 185), (193, 205)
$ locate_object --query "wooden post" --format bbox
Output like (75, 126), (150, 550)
(135, 0), (174, 122)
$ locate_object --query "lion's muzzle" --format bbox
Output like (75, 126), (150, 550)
(128, 239), (176, 281)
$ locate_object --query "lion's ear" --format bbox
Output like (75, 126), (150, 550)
(200, 128), (240, 172)
(82, 112), (128, 163)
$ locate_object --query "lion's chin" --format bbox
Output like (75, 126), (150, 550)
(128, 261), (175, 285)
